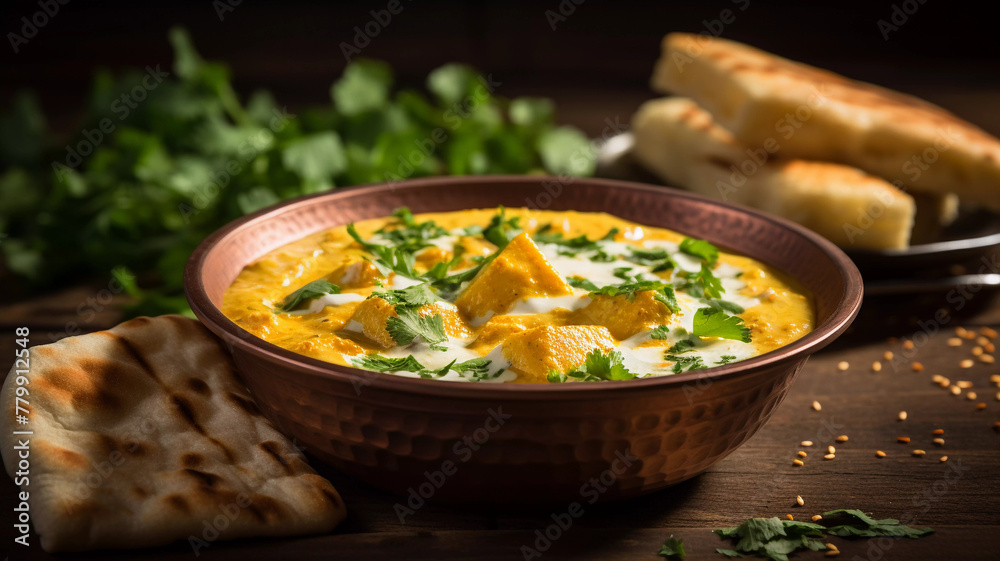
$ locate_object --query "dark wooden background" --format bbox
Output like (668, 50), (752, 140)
(2, 1), (1000, 559)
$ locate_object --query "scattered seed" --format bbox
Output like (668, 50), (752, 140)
(912, 361), (924, 372)
(837, 361), (849, 371)
(796, 495), (804, 506)
(812, 515), (823, 522)
(913, 449), (926, 456)
(883, 351), (894, 360)
(940, 456), (948, 462)
(836, 435), (849, 442)
(947, 337), (963, 347)
(939, 378), (951, 388)
(801, 440), (814, 447)
(981, 354), (995, 364)
(967, 391), (978, 400)
(972, 346), (984, 356)
(787, 514), (794, 520)
(876, 450), (886, 457)
(951, 385), (962, 395)
(933, 438), (945, 446)
(903, 340), (915, 350)
(977, 336), (990, 346)
(960, 359), (974, 368)
(981, 327), (998, 339)
(957, 380), (973, 388)
(932, 429), (944, 435)
(793, 459), (805, 466)
(828, 445), (836, 454)
(812, 401), (822, 411)
(962, 330), (977, 340)
(976, 402), (986, 410)
(824, 453), (836, 460)
(987, 343), (997, 353)
(798, 451), (808, 458)
(991, 375), (1000, 383)
(898, 411), (907, 421)
(872, 361), (882, 372)
(996, 391), (1000, 401)
(932, 374), (944, 383)
(956, 327), (968, 337)
(898, 436), (911, 443)
(826, 550), (841, 557)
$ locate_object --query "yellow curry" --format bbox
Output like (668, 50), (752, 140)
(222, 208), (814, 383)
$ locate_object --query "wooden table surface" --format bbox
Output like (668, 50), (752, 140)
(2, 271), (1000, 560)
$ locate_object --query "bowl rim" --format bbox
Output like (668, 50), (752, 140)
(184, 175), (863, 400)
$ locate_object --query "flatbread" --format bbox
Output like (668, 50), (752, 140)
(651, 33), (1000, 211)
(1, 315), (346, 552)
(632, 96), (916, 250)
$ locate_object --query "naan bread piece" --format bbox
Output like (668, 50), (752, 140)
(632, 97), (915, 249)
(0, 315), (345, 552)
(651, 33), (1000, 211)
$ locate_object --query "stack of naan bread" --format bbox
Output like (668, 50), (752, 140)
(632, 33), (1000, 250)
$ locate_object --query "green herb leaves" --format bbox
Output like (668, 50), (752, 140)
(680, 237), (719, 267)
(275, 280), (340, 312)
(386, 307), (448, 350)
(657, 535), (686, 559)
(821, 509), (934, 539)
(714, 517), (826, 561)
(692, 307), (751, 342)
(482, 206), (523, 249)
(547, 349), (645, 382)
(351, 354), (500, 381)
(589, 280), (681, 314)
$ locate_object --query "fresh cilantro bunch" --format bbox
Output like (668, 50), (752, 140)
(0, 28), (595, 317)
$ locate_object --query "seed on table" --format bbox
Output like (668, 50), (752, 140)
(972, 346), (984, 356)
(933, 429), (945, 435)
(836, 435), (849, 442)
(801, 440), (814, 447)
(812, 401), (822, 411)
(824, 453), (836, 460)
(976, 402), (986, 410)
(837, 361), (850, 371)
(939, 378), (951, 388)
(898, 436), (911, 443)
(947, 337), (963, 346)
(828, 445), (836, 454)
(962, 330), (977, 340)
(793, 459), (804, 466)
(826, 550), (841, 557)
(951, 385), (962, 395)
(967, 391), (978, 400)
(872, 361), (882, 372)
(898, 411), (907, 421)
(980, 326), (998, 339)
(883, 351), (894, 360)
(933, 438), (945, 446)
(912, 361), (924, 372)
(957, 380), (973, 388)
(992, 374), (1000, 383)
(904, 340), (915, 350)
(798, 451), (808, 457)
(960, 359), (974, 368)
(996, 391), (1000, 401)
(787, 514), (794, 520)
(986, 342), (996, 353)
(876, 450), (886, 457)
(956, 327), (968, 337)
(796, 495), (804, 506)
(913, 449), (926, 456)
(977, 336), (990, 346)
(812, 515), (823, 522)
(940, 456), (948, 462)
(981, 354), (995, 364)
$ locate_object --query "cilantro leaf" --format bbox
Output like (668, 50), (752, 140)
(385, 307), (448, 349)
(679, 237), (719, 267)
(351, 354), (425, 373)
(666, 355), (706, 374)
(716, 548), (743, 558)
(716, 355), (738, 365)
(370, 283), (437, 308)
(482, 206), (522, 249)
(708, 299), (745, 314)
(275, 280), (340, 312)
(649, 325), (671, 340)
(692, 308), (751, 342)
(693, 263), (725, 299)
(374, 207), (449, 252)
(627, 246), (677, 272)
(657, 535), (686, 559)
(666, 338), (696, 354)
(822, 509), (934, 539)
(567, 276), (599, 291)
(533, 224), (618, 255)
(714, 517), (826, 561)
(589, 280), (681, 314)
(550, 349), (645, 382)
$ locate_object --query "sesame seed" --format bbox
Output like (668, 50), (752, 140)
(812, 401), (822, 411)
(801, 440), (814, 447)
(796, 495), (804, 506)
(951, 385), (962, 395)
(824, 453), (836, 460)
(987, 343), (997, 353)
(972, 346), (984, 356)
(939, 378), (951, 388)
(903, 340), (915, 350)
(883, 351), (894, 360)
(981, 327), (998, 339)
(836, 435), (849, 442)
(932, 374), (944, 383)
(967, 391), (978, 400)
(826, 543), (839, 551)
(825, 550), (841, 557)
(957, 380), (973, 388)
(933, 438), (945, 446)
(981, 354), (995, 364)
(991, 375), (1000, 383)
(947, 337), (963, 346)
(977, 336), (990, 346)
(976, 402), (986, 410)
(913, 449), (926, 456)
(793, 459), (804, 466)
(787, 514), (794, 520)
(798, 451), (808, 457)
(872, 361), (882, 372)
(812, 515), (823, 522)
(956, 327), (968, 337)
(898, 411), (907, 421)
(962, 330), (977, 340)
(898, 436), (911, 443)
(876, 450), (886, 457)
(960, 359), (974, 368)
(828, 445), (836, 454)
(912, 361), (924, 372)
(837, 361), (850, 371)
(940, 456), (948, 462)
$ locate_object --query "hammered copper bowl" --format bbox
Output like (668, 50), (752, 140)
(184, 176), (862, 505)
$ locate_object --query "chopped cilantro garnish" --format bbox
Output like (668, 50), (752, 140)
(679, 237), (719, 267)
(547, 349), (645, 382)
(693, 263), (725, 299)
(374, 207), (449, 252)
(657, 535), (686, 559)
(822, 509), (934, 538)
(589, 249), (616, 262)
(589, 280), (681, 314)
(532, 224), (619, 255)
(369, 283), (437, 307)
(351, 354), (426, 373)
(567, 276), (599, 291)
(666, 354), (706, 374)
(627, 246), (677, 273)
(274, 280), (340, 312)
(692, 307), (751, 342)
(716, 355), (737, 365)
(386, 307), (448, 350)
(707, 299), (745, 314)
(482, 206), (523, 249)
(351, 354), (498, 381)
(666, 338), (696, 355)
(649, 325), (671, 340)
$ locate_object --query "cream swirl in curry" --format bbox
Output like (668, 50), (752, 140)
(222, 208), (814, 383)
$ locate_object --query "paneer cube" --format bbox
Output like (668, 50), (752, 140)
(570, 290), (675, 340)
(454, 233), (572, 320)
(348, 297), (470, 349)
(501, 325), (616, 383)
(327, 257), (384, 289)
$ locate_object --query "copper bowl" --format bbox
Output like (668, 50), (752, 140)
(184, 176), (862, 505)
